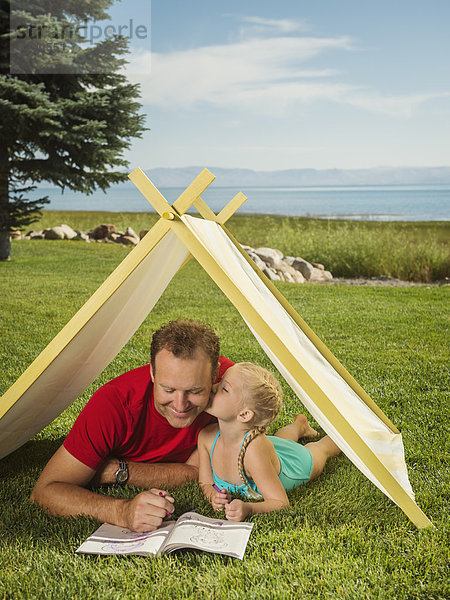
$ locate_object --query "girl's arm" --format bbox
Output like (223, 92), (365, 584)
(225, 435), (289, 522)
(197, 426), (230, 511)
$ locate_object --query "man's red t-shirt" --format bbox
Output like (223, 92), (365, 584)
(63, 357), (233, 470)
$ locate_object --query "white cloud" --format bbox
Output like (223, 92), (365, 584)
(128, 35), (353, 107)
(236, 15), (310, 35)
(126, 30), (449, 119)
(345, 92), (450, 118)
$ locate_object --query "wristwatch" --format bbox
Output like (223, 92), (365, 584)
(114, 459), (129, 485)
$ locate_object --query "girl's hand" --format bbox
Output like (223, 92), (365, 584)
(211, 488), (230, 511)
(225, 499), (251, 522)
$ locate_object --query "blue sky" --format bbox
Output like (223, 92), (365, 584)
(109, 0), (449, 171)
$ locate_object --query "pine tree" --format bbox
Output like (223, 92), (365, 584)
(0, 0), (147, 259)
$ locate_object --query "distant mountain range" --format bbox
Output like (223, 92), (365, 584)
(142, 166), (450, 187)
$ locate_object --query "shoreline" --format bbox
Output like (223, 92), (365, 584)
(38, 209), (450, 224)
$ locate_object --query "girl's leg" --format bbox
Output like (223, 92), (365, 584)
(274, 414), (319, 442)
(305, 436), (341, 481)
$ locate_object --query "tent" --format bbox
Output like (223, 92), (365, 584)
(0, 168), (432, 529)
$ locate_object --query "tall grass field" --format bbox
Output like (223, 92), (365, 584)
(0, 213), (449, 599)
(29, 211), (449, 282)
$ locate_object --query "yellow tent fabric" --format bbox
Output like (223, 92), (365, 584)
(182, 215), (413, 502)
(0, 231), (189, 460)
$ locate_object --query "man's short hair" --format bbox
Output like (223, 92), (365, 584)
(150, 319), (220, 380)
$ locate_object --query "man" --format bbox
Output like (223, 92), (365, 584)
(30, 320), (233, 532)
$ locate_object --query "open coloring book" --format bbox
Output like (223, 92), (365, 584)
(76, 511), (254, 560)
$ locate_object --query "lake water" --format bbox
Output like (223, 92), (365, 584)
(32, 183), (450, 221)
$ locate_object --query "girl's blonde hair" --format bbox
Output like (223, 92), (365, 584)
(234, 362), (283, 496)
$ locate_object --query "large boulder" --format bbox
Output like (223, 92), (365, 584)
(59, 224), (78, 239)
(117, 234), (139, 245)
(89, 224), (117, 240)
(309, 267), (333, 282)
(263, 267), (281, 281)
(120, 227), (140, 245)
(125, 226), (138, 239)
(284, 256), (315, 280)
(244, 249), (267, 271)
(43, 226), (66, 240)
(26, 230), (44, 239)
(277, 263), (306, 283)
(254, 247), (284, 269)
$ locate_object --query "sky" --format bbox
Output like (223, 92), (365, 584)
(107, 0), (450, 171)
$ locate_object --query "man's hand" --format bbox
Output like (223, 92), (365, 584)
(30, 446), (180, 529)
(225, 499), (251, 522)
(120, 489), (175, 533)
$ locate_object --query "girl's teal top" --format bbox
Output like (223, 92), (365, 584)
(210, 429), (313, 499)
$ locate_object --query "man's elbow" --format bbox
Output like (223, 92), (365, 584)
(169, 463), (198, 487)
(183, 464), (199, 482)
(29, 480), (46, 506)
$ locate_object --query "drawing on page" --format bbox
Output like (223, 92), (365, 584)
(101, 539), (148, 553)
(189, 525), (229, 550)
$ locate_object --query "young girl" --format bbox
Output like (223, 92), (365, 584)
(198, 362), (341, 521)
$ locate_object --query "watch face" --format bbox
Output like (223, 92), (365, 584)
(116, 469), (128, 484)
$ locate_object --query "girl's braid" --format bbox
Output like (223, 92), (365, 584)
(238, 426), (267, 498)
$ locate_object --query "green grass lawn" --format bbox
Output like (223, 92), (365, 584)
(0, 228), (449, 599)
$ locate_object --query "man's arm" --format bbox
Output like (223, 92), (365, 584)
(30, 446), (175, 532)
(90, 455), (199, 488)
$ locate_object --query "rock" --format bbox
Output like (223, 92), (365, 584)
(59, 224), (77, 239)
(290, 257), (315, 280)
(122, 227), (140, 245)
(118, 235), (139, 245)
(312, 262), (325, 271)
(28, 231), (44, 239)
(43, 227), (66, 240)
(74, 231), (90, 242)
(89, 224), (117, 240)
(245, 250), (267, 271)
(277, 263), (306, 283)
(255, 247), (284, 269)
(263, 267), (281, 281)
(309, 267), (333, 282)
(125, 226), (138, 239)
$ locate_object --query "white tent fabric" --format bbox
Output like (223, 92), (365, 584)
(0, 230), (189, 460)
(181, 214), (415, 505)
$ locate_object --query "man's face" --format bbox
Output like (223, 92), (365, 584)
(151, 348), (215, 428)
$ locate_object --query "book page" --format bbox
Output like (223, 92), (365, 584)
(162, 512), (253, 560)
(76, 522), (175, 556)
